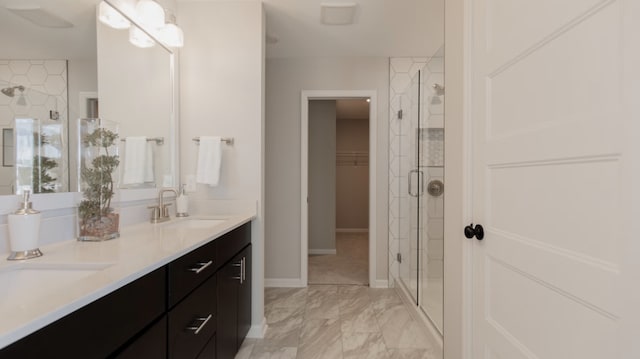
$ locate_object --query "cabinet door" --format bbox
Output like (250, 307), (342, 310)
(169, 276), (217, 359)
(237, 245), (252, 345)
(216, 256), (241, 359)
(113, 316), (167, 359)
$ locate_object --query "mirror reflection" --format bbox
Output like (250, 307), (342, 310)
(0, 0), (98, 194)
(0, 0), (176, 196)
(97, 17), (174, 189)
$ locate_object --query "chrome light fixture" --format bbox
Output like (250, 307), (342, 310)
(129, 26), (155, 48)
(98, 1), (131, 29)
(99, 0), (184, 49)
(157, 12), (184, 48)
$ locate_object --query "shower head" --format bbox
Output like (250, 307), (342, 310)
(1, 85), (25, 97)
(432, 83), (444, 96)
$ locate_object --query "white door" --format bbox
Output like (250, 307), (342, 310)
(470, 1), (640, 358)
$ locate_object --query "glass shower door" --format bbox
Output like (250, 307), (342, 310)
(398, 70), (425, 303)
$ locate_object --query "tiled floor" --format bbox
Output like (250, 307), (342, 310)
(235, 286), (439, 359)
(308, 233), (369, 285)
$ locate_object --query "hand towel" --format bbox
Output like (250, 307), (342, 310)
(144, 141), (155, 183)
(122, 137), (154, 185)
(196, 136), (222, 186)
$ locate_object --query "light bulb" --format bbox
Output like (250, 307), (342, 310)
(129, 26), (155, 48)
(98, 1), (130, 29)
(158, 23), (184, 47)
(135, 0), (165, 29)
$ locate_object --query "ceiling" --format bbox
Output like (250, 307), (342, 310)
(263, 0), (444, 59)
(0, 0), (444, 60)
(0, 0), (98, 60)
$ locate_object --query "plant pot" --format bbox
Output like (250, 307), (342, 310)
(78, 212), (120, 241)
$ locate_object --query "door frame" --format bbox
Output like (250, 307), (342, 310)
(300, 90), (378, 287)
(444, 0), (472, 357)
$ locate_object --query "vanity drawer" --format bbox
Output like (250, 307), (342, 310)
(168, 276), (217, 359)
(0, 267), (166, 359)
(168, 239), (217, 307)
(216, 223), (251, 266)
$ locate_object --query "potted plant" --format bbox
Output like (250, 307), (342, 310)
(78, 120), (120, 241)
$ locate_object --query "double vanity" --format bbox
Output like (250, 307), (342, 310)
(0, 210), (255, 359)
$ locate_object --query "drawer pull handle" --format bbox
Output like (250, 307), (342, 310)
(186, 314), (213, 335)
(188, 260), (213, 274)
(232, 259), (243, 284)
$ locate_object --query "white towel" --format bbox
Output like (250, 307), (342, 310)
(122, 137), (154, 185)
(144, 141), (155, 182)
(196, 136), (222, 186)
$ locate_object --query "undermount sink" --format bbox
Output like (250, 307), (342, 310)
(0, 262), (113, 308)
(163, 218), (227, 230)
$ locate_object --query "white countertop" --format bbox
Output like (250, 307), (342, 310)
(0, 210), (256, 350)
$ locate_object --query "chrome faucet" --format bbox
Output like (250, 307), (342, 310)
(149, 188), (178, 223)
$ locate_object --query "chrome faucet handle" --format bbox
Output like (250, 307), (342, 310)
(147, 205), (161, 223)
(161, 202), (173, 218)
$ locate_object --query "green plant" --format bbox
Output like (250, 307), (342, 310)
(32, 133), (57, 193)
(78, 128), (119, 225)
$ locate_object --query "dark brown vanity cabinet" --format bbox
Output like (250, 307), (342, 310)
(0, 267), (167, 359)
(217, 246), (252, 358)
(0, 222), (252, 359)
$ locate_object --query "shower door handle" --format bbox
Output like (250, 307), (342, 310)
(408, 169), (424, 197)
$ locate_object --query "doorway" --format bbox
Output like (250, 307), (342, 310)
(300, 90), (378, 287)
(307, 99), (370, 285)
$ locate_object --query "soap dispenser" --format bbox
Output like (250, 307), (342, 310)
(7, 190), (43, 260)
(176, 184), (189, 217)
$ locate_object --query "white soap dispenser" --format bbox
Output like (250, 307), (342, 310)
(7, 190), (43, 260)
(176, 184), (189, 217)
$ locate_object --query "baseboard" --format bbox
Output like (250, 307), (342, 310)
(308, 249), (337, 255)
(370, 279), (389, 288)
(246, 317), (268, 338)
(336, 228), (369, 233)
(265, 278), (306, 287)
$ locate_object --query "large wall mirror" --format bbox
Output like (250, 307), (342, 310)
(0, 0), (178, 199)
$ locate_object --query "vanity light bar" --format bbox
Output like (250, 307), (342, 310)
(120, 137), (164, 145)
(192, 137), (234, 145)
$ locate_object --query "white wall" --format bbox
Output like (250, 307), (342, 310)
(308, 100), (336, 252)
(336, 117), (369, 230)
(178, 0), (265, 335)
(265, 57), (389, 283)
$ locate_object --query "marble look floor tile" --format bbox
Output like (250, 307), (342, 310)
(249, 345), (297, 359)
(305, 293), (340, 320)
(386, 348), (438, 359)
(265, 287), (308, 310)
(298, 318), (344, 359)
(337, 285), (370, 299)
(342, 331), (389, 358)
(307, 284), (338, 297)
(235, 338), (256, 359)
(377, 304), (432, 349)
(368, 288), (404, 313)
(308, 234), (369, 286)
(257, 323), (302, 349)
(340, 305), (379, 333)
(265, 305), (305, 326)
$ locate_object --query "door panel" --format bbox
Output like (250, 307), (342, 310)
(470, 0), (637, 357)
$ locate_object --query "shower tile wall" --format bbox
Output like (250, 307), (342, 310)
(388, 56), (444, 293)
(0, 60), (68, 194)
